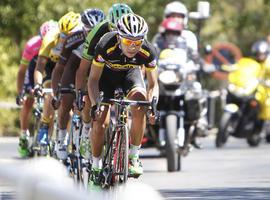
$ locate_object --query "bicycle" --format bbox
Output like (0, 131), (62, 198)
(93, 90), (158, 188)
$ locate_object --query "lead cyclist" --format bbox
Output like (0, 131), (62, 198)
(75, 3), (133, 160)
(88, 13), (159, 187)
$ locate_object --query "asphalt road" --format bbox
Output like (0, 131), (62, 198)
(0, 136), (270, 200)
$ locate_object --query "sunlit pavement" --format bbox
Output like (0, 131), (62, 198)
(1, 136), (270, 199)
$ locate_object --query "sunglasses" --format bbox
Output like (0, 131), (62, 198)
(120, 36), (144, 47)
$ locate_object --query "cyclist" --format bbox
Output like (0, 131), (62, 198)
(17, 20), (58, 157)
(75, 3), (133, 159)
(51, 8), (105, 160)
(88, 13), (159, 186)
(34, 12), (82, 152)
(152, 1), (198, 58)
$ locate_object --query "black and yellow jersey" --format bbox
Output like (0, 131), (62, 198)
(82, 20), (110, 61)
(93, 31), (158, 71)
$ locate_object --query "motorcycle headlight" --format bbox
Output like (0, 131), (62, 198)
(159, 70), (179, 84)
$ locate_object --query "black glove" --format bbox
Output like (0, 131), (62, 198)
(33, 84), (43, 97)
(90, 104), (98, 120)
(16, 93), (24, 106)
(75, 89), (85, 111)
(51, 96), (60, 110)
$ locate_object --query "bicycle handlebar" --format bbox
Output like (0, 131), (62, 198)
(96, 91), (159, 123)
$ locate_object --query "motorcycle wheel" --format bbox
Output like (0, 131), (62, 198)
(247, 134), (261, 147)
(216, 112), (232, 148)
(165, 115), (181, 172)
(266, 134), (270, 143)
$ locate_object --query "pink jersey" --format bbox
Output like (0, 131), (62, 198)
(20, 35), (42, 66)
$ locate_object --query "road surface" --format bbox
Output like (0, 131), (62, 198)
(0, 136), (270, 199)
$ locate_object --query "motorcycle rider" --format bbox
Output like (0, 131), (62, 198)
(152, 1), (204, 149)
(251, 40), (270, 142)
(152, 1), (199, 59)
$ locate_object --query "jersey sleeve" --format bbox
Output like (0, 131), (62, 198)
(92, 40), (106, 68)
(20, 36), (42, 65)
(82, 21), (110, 61)
(143, 42), (158, 71)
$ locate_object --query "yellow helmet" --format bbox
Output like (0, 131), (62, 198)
(58, 11), (81, 34)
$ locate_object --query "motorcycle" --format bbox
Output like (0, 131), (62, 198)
(145, 48), (208, 172)
(216, 57), (263, 147)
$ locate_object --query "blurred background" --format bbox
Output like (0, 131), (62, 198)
(1, 0), (270, 136)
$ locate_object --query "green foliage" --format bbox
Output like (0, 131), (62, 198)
(1, 0), (270, 135)
(0, 38), (18, 100)
(0, 108), (20, 136)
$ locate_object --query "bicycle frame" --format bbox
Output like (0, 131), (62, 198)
(100, 92), (156, 187)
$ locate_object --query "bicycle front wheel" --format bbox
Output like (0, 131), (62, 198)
(114, 125), (129, 183)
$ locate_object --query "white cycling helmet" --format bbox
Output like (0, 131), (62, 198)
(117, 13), (148, 38)
(81, 8), (105, 29)
(164, 1), (188, 26)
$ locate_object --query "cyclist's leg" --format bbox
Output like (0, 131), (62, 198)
(38, 80), (54, 144)
(18, 59), (35, 157)
(80, 95), (92, 159)
(82, 95), (91, 133)
(37, 62), (55, 146)
(20, 57), (36, 133)
(56, 53), (80, 159)
(20, 97), (34, 131)
(124, 67), (147, 175)
(91, 106), (109, 166)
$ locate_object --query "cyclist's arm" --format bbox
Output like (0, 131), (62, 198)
(51, 62), (65, 94)
(34, 56), (48, 85)
(88, 63), (103, 106)
(76, 58), (91, 91)
(145, 67), (159, 101)
(17, 63), (28, 94)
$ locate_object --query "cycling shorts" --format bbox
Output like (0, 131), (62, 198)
(99, 67), (146, 100)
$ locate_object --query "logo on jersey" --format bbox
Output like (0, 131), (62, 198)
(148, 59), (157, 67)
(96, 55), (105, 62)
(65, 32), (85, 48)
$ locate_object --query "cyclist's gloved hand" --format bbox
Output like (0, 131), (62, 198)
(147, 96), (160, 125)
(16, 93), (24, 106)
(51, 96), (60, 110)
(90, 104), (104, 121)
(147, 109), (160, 125)
(90, 104), (98, 121)
(33, 84), (43, 97)
(75, 89), (85, 111)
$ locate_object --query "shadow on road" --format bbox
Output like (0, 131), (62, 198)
(160, 187), (270, 200)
